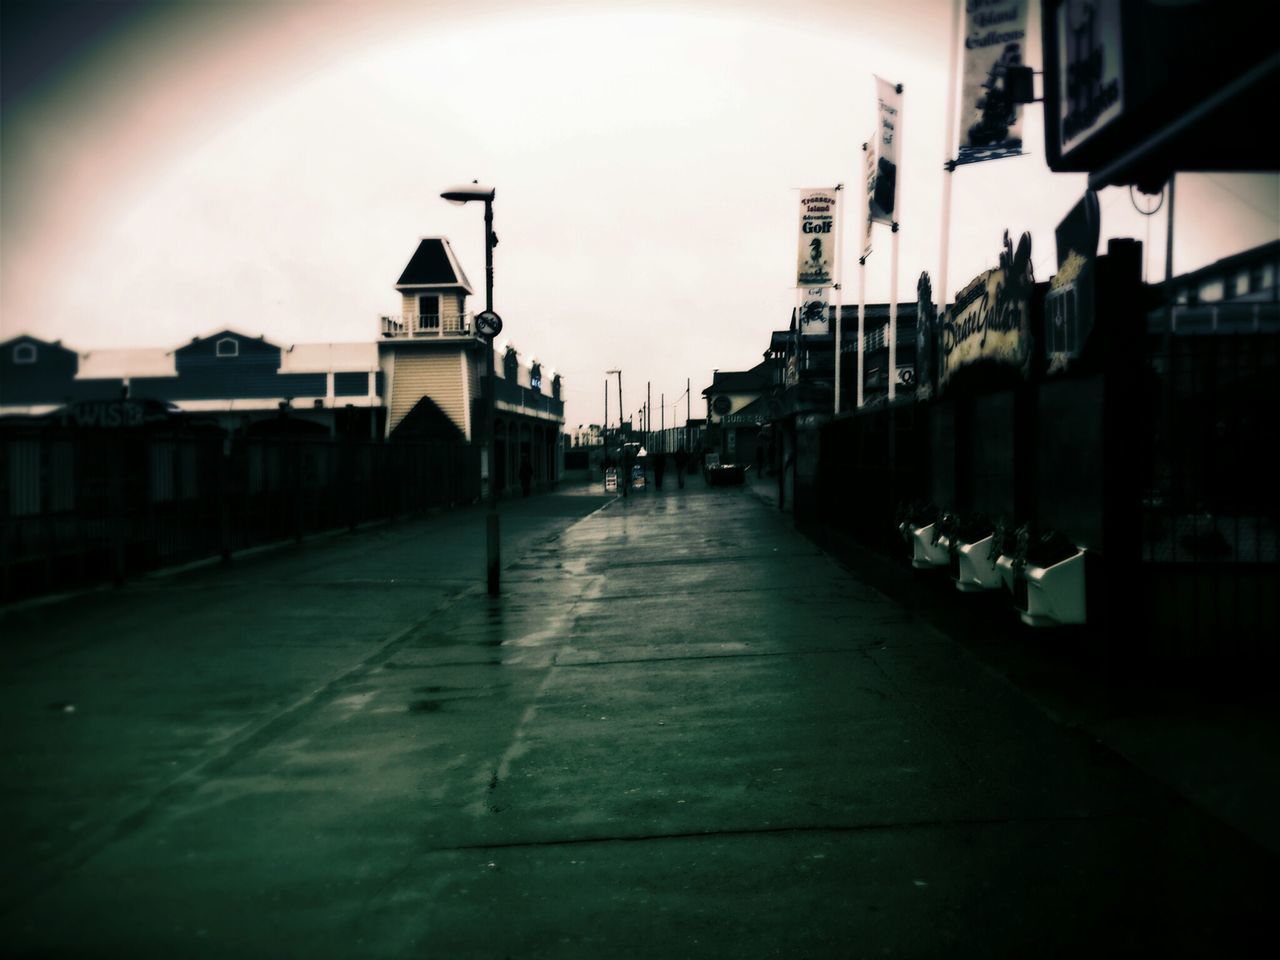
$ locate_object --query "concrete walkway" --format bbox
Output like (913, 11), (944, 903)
(1, 480), (1273, 957)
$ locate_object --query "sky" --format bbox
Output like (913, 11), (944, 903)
(3, 0), (1277, 432)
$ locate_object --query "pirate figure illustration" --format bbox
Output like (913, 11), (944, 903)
(968, 43), (1023, 148)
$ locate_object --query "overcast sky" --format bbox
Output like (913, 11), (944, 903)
(4, 0), (1277, 430)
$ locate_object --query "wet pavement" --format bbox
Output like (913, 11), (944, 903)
(1, 480), (1273, 957)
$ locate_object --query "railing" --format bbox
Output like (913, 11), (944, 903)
(1, 431), (481, 604)
(380, 313), (475, 339)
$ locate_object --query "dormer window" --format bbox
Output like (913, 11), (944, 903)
(216, 337), (239, 358)
(12, 343), (37, 364)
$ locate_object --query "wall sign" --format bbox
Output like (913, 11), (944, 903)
(940, 231), (1035, 388)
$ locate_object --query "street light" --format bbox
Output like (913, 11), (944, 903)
(441, 182), (502, 594)
(605, 369), (625, 498)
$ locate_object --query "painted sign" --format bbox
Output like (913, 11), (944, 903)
(58, 399), (149, 429)
(797, 189), (838, 287)
(869, 77), (900, 224)
(797, 286), (831, 337)
(939, 231), (1035, 388)
(1056, 0), (1123, 159)
(957, 0), (1030, 165)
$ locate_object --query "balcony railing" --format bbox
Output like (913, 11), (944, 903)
(380, 313), (475, 339)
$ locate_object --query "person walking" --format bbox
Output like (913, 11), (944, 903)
(674, 447), (688, 489)
(653, 452), (667, 490)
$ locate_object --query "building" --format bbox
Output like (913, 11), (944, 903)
(1, 236), (566, 493)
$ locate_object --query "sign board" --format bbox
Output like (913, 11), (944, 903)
(705, 451), (721, 470)
(1055, 0), (1124, 160)
(604, 467), (618, 492)
(59, 399), (150, 429)
(939, 231), (1035, 389)
(797, 286), (830, 336)
(914, 272), (938, 400)
(1046, 190), (1101, 373)
(797, 189), (838, 287)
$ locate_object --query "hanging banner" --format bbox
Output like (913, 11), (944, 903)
(956, 0), (1029, 166)
(869, 77), (900, 224)
(797, 189), (838, 287)
(939, 231), (1035, 388)
(797, 286), (831, 337)
(861, 136), (876, 256)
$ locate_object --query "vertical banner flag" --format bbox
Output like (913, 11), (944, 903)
(869, 77), (901, 224)
(957, 0), (1029, 165)
(797, 286), (831, 337)
(861, 136), (876, 257)
(797, 189), (838, 287)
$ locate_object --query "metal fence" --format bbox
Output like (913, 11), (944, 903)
(1, 432), (479, 603)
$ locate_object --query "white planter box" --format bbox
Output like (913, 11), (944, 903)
(911, 524), (951, 569)
(955, 536), (1002, 592)
(1019, 548), (1087, 627)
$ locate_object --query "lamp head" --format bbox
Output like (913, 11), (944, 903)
(441, 182), (496, 204)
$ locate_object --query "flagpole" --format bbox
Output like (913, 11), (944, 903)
(887, 84), (903, 403)
(937, 0), (963, 342)
(834, 183), (844, 415)
(858, 141), (869, 410)
(857, 248), (867, 410)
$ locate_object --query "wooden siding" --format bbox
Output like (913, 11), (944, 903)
(387, 352), (469, 437)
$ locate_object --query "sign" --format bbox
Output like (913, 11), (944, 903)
(797, 286), (830, 337)
(711, 395), (732, 416)
(1046, 190), (1101, 372)
(797, 189), (838, 287)
(868, 78), (900, 224)
(785, 354), (799, 387)
(59, 399), (148, 429)
(705, 451), (721, 469)
(604, 467), (618, 492)
(861, 137), (876, 256)
(1055, 0), (1123, 160)
(957, 0), (1030, 165)
(939, 231), (1035, 389)
(475, 310), (503, 337)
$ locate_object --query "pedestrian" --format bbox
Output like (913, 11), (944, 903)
(653, 452), (666, 489)
(519, 456), (533, 497)
(674, 447), (688, 489)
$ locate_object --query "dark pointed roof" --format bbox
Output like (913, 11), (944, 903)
(702, 360), (772, 396)
(388, 395), (464, 442)
(395, 238), (474, 293)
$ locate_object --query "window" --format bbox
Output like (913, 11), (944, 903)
(12, 343), (37, 364)
(1233, 270), (1251, 298)
(1198, 279), (1224, 303)
(216, 337), (239, 358)
(417, 294), (440, 333)
(1252, 263), (1275, 292)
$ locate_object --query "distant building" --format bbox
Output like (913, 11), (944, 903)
(1, 236), (567, 493)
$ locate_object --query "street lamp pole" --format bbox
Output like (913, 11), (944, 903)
(442, 182), (502, 595)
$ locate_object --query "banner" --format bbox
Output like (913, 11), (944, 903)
(861, 135), (876, 256)
(868, 77), (900, 224)
(797, 286), (831, 337)
(797, 189), (838, 287)
(956, 0), (1029, 166)
(939, 231), (1035, 388)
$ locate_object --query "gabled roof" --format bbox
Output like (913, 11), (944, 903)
(395, 237), (474, 293)
(703, 360), (772, 396)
